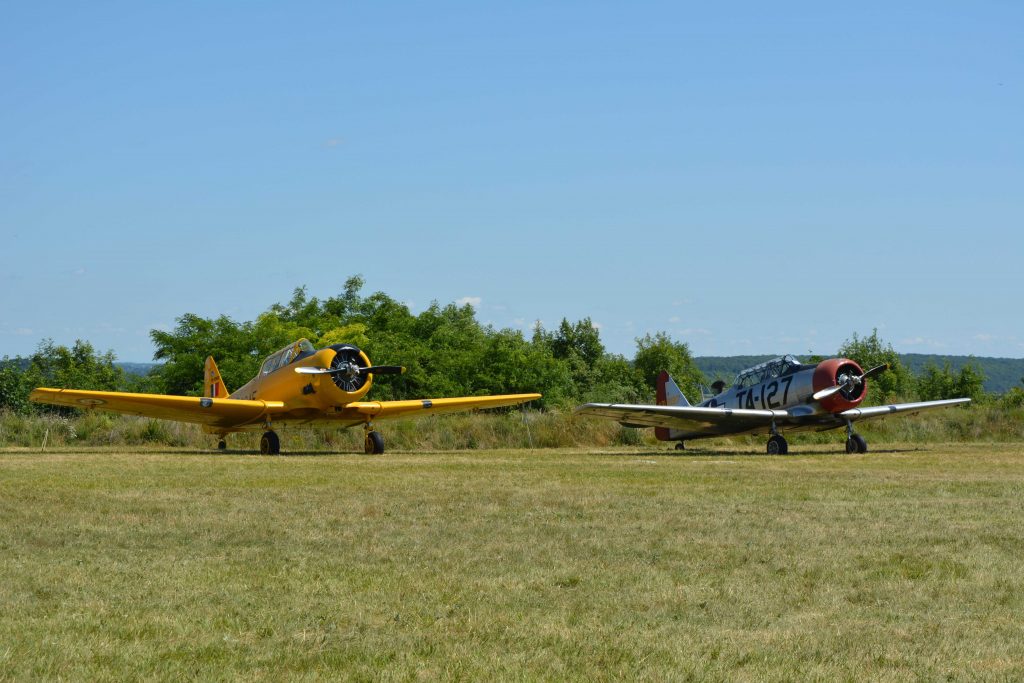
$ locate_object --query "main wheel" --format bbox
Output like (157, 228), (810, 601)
(845, 436), (862, 454)
(260, 431), (280, 455)
(364, 431), (385, 455)
(852, 433), (868, 454)
(767, 434), (788, 455)
(675, 442), (686, 451)
(217, 439), (227, 451)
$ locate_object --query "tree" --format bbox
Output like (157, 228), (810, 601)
(0, 361), (30, 413)
(633, 332), (705, 403)
(550, 318), (604, 367)
(837, 329), (914, 402)
(917, 361), (986, 401)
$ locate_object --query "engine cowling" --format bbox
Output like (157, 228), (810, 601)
(326, 344), (373, 393)
(813, 358), (867, 413)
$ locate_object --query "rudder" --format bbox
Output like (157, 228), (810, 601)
(204, 356), (230, 398)
(655, 370), (689, 441)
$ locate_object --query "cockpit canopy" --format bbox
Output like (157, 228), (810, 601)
(260, 339), (316, 376)
(733, 355), (804, 389)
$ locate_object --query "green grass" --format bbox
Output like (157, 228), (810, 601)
(2, 444), (1023, 680)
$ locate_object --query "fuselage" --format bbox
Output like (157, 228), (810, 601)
(229, 340), (376, 413)
(700, 356), (865, 413)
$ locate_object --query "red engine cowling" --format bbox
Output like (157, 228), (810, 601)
(813, 358), (867, 413)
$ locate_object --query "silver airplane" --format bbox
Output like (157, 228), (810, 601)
(577, 355), (971, 454)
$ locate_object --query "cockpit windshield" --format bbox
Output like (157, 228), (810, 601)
(733, 355), (802, 389)
(260, 339), (316, 376)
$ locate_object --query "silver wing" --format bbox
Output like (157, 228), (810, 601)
(839, 398), (971, 421)
(576, 398), (971, 439)
(576, 403), (789, 438)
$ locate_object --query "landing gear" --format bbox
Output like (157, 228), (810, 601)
(364, 424), (384, 455)
(260, 430), (280, 455)
(766, 434), (789, 455)
(844, 421), (868, 454)
(846, 433), (868, 454)
(217, 439), (227, 451)
(675, 442), (686, 451)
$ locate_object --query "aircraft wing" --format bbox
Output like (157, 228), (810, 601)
(840, 398), (971, 422)
(578, 398), (972, 438)
(29, 388), (286, 429)
(576, 403), (787, 435)
(338, 393), (541, 421)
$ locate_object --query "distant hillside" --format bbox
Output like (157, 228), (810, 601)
(899, 354), (1024, 394)
(0, 358), (158, 376)
(694, 354), (1024, 394)
(116, 362), (160, 376)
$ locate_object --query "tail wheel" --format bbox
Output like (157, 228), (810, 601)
(260, 431), (280, 455)
(364, 431), (385, 455)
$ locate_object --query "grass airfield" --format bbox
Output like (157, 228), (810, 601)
(2, 444), (1023, 680)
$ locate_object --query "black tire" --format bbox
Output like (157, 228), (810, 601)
(675, 442), (685, 451)
(853, 433), (868, 454)
(767, 435), (787, 455)
(845, 437), (858, 454)
(217, 440), (227, 451)
(365, 431), (384, 455)
(260, 431), (280, 455)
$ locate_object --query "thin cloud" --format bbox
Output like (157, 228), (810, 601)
(324, 138), (343, 148)
(456, 296), (481, 308)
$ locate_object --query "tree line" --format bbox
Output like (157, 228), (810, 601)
(2, 278), (1020, 414)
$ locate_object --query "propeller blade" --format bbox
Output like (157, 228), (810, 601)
(295, 365), (406, 376)
(294, 366), (333, 375)
(359, 365), (406, 376)
(861, 364), (888, 380)
(812, 385), (844, 401)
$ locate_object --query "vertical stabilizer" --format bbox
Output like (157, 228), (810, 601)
(204, 356), (230, 399)
(655, 370), (689, 441)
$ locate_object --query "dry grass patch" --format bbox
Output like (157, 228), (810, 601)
(1, 444), (1023, 680)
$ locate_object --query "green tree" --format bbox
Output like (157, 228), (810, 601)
(633, 332), (705, 403)
(917, 361), (986, 401)
(837, 329), (914, 402)
(551, 318), (604, 367)
(0, 360), (30, 413)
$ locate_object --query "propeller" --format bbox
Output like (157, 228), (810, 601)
(812, 364), (888, 402)
(295, 365), (405, 376)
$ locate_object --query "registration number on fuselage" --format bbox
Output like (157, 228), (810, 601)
(734, 377), (793, 410)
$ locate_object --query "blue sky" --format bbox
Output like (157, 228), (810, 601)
(2, 1), (1021, 362)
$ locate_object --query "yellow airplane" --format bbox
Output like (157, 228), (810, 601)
(30, 339), (541, 455)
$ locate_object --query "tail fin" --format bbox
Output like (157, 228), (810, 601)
(204, 356), (230, 398)
(657, 370), (690, 407)
(655, 370), (689, 441)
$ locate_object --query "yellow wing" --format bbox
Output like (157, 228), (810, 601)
(336, 393), (541, 421)
(29, 388), (285, 429)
